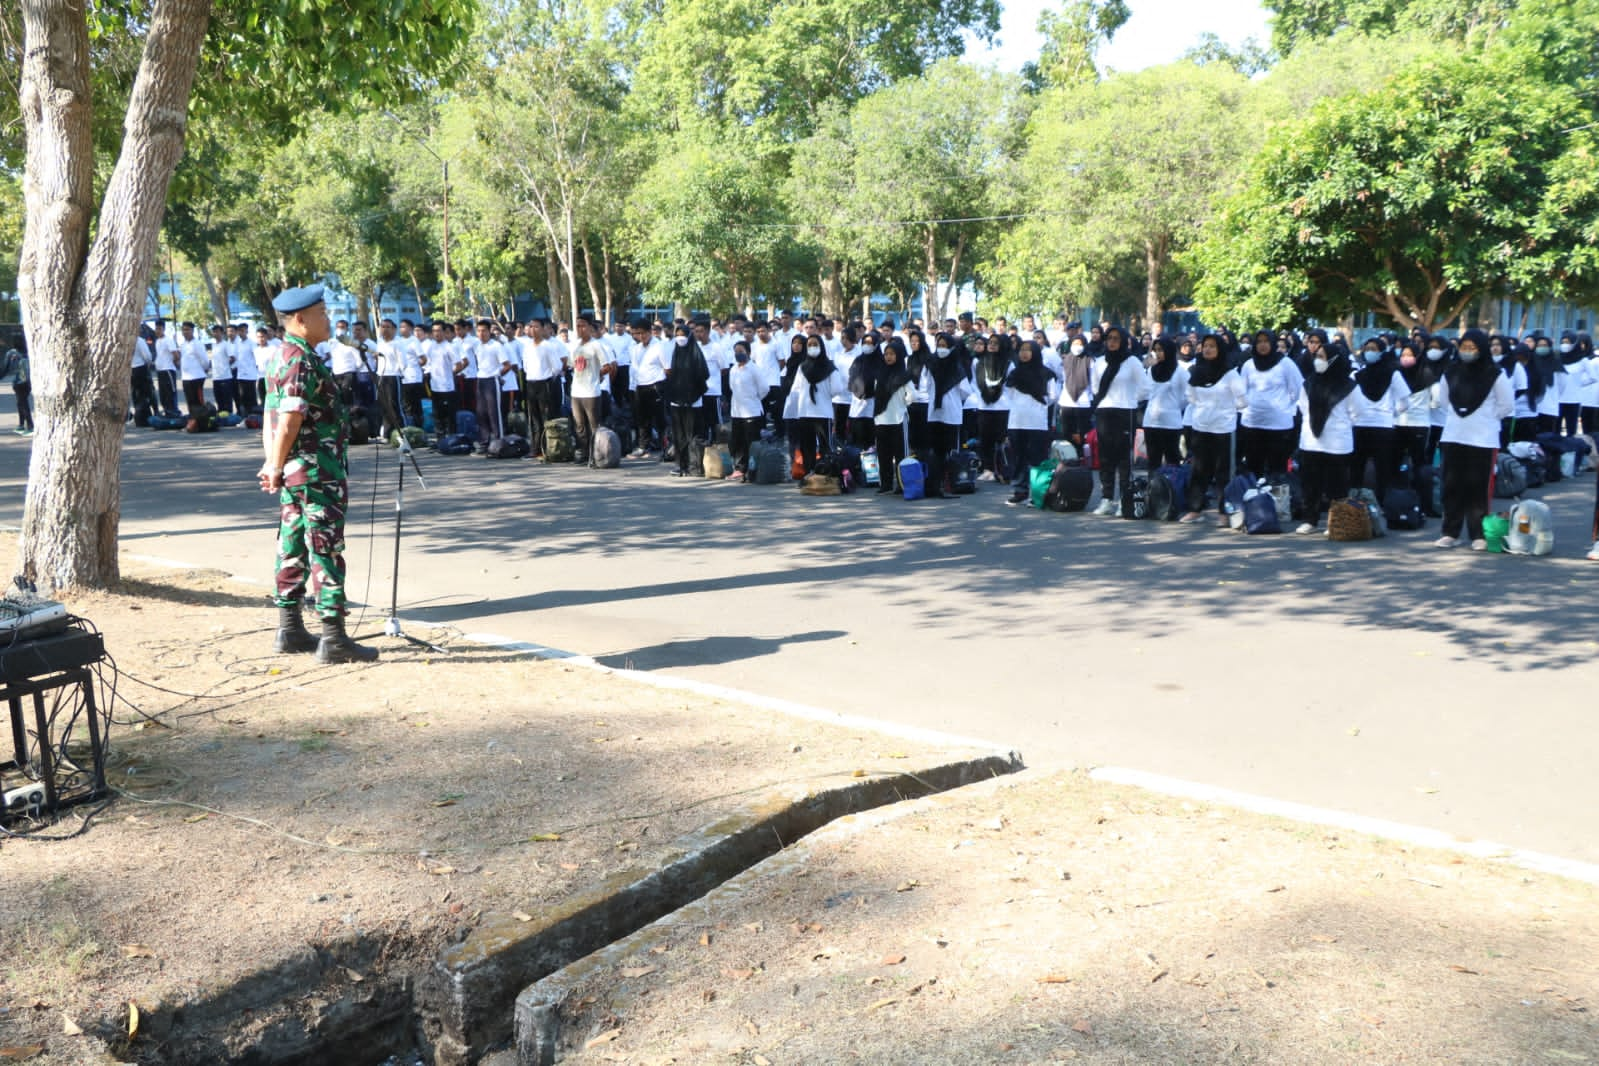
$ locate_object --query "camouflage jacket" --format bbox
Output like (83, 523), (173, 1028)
(263, 335), (348, 484)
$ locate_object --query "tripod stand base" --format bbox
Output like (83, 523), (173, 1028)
(383, 613), (450, 654)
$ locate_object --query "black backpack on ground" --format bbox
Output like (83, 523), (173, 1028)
(1382, 487), (1426, 530)
(1046, 465), (1095, 512)
(184, 403), (219, 434)
(435, 433), (474, 455)
(836, 445), (864, 490)
(1120, 475), (1151, 519)
(487, 434), (531, 459)
(1414, 465), (1441, 516)
(947, 449), (980, 494)
(1146, 469), (1179, 521)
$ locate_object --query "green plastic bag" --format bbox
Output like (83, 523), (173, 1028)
(1029, 462), (1057, 509)
(1482, 513), (1510, 553)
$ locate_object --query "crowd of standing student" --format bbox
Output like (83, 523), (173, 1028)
(111, 307), (1599, 558)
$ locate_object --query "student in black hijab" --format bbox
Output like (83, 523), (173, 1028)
(661, 323), (710, 477)
(1142, 336), (1185, 467)
(1558, 329), (1586, 436)
(903, 328), (935, 454)
(1089, 325), (1146, 515)
(974, 332), (1014, 481)
(872, 338), (915, 494)
(1003, 340), (1057, 504)
(1350, 336), (1404, 501)
(1296, 342), (1358, 534)
(921, 331), (973, 499)
(1393, 335), (1443, 491)
(789, 333), (844, 475)
(1436, 329), (1514, 549)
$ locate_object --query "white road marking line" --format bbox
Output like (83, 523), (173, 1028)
(1091, 765), (1599, 886)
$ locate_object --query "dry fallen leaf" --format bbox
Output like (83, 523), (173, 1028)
(119, 944), (155, 959)
(867, 997), (900, 1011)
(1450, 965), (1480, 975)
(699, 933), (712, 947)
(880, 954), (907, 966)
(0, 1048), (44, 1061)
(754, 1056), (772, 1066)
(529, 833), (562, 843)
(895, 880), (920, 893)
(620, 966), (657, 979)
(1071, 1019), (1093, 1035)
(585, 1030), (621, 1049)
(512, 911), (534, 923)
(430, 799), (458, 808)
(62, 1016), (83, 1036)
(428, 866), (456, 876)
(183, 813), (209, 824)
(1310, 934), (1338, 944)
(128, 1001), (141, 1039)
(1037, 975), (1071, 984)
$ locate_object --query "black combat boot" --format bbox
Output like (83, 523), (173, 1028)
(273, 604), (319, 654)
(314, 614), (380, 664)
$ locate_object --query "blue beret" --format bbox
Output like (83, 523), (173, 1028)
(271, 283), (325, 315)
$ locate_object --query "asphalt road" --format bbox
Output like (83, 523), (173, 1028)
(3, 411), (1597, 864)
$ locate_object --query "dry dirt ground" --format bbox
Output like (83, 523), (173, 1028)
(0, 538), (978, 1064)
(548, 770), (1599, 1066)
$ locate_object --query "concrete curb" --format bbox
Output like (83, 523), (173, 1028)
(417, 751), (1022, 1064)
(513, 768), (1046, 1065)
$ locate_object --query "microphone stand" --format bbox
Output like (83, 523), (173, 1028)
(384, 435), (448, 653)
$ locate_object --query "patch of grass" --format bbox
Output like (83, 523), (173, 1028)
(298, 736), (330, 754)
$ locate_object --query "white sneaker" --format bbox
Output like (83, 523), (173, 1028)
(977, 471), (996, 482)
(1434, 536), (1459, 548)
(1587, 541), (1599, 561)
(1470, 538), (1487, 552)
(1178, 512), (1202, 524)
(1295, 522), (1317, 535)
(1094, 499), (1118, 516)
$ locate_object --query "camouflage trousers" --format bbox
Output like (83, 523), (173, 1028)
(272, 479), (349, 618)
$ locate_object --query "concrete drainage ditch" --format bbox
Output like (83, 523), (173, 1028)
(141, 751), (1020, 1065)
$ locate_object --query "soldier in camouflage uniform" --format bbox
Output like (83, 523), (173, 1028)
(259, 284), (378, 664)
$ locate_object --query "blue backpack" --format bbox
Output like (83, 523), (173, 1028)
(1223, 473), (1255, 517)
(454, 409), (478, 439)
(899, 458), (926, 501)
(1244, 490), (1280, 534)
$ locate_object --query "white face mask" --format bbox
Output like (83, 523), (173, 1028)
(1313, 357), (1330, 375)
(1560, 343), (1575, 354)
(807, 345), (821, 356)
(1363, 350), (1382, 364)
(935, 346), (951, 358)
(674, 336), (688, 348)
(1459, 348), (1480, 362)
(1426, 348), (1445, 361)
(862, 342), (877, 353)
(1070, 344), (1085, 355)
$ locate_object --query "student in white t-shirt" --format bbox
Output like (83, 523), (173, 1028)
(567, 315), (615, 465)
(472, 319), (509, 444)
(420, 320), (459, 434)
(725, 340), (770, 481)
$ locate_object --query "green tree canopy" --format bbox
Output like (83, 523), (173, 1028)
(1187, 51), (1599, 331)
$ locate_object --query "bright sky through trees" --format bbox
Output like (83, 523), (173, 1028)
(964, 0), (1273, 72)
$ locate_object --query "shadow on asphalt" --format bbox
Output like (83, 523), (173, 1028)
(593, 629), (849, 671)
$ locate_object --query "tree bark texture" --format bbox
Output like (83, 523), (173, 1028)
(18, 0), (212, 593)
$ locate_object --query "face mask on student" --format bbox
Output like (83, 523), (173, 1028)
(862, 342), (876, 353)
(1536, 345), (1552, 356)
(1460, 348), (1480, 362)
(1560, 342), (1576, 354)
(935, 346), (951, 358)
(735, 351), (749, 364)
(1313, 357), (1330, 375)
(1363, 350), (1382, 364)
(1426, 347), (1445, 361)
(807, 345), (821, 356)
(1069, 344), (1085, 356)
(674, 336), (688, 347)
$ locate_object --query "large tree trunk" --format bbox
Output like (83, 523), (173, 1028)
(544, 248), (565, 324)
(938, 232), (967, 321)
(581, 239), (603, 322)
(18, 0), (212, 593)
(600, 236), (614, 326)
(923, 226), (939, 329)
(197, 259), (227, 325)
(818, 260), (844, 320)
(1143, 234), (1167, 332)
